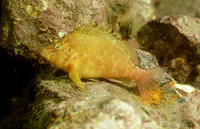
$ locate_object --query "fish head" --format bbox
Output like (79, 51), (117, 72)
(41, 42), (61, 60)
(41, 37), (71, 69)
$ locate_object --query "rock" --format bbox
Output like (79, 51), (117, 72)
(26, 76), (200, 128)
(0, 0), (154, 64)
(25, 79), (176, 129)
(107, 0), (155, 39)
(135, 49), (158, 70)
(183, 90), (200, 128)
(84, 99), (154, 129)
(137, 15), (200, 88)
(172, 84), (200, 128)
(1, 0), (108, 61)
(0, 1), (155, 128)
(152, 0), (200, 18)
(2, 1), (200, 129)
(25, 48), (194, 129)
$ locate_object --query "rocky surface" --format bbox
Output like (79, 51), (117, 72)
(24, 49), (198, 129)
(0, 0), (154, 128)
(152, 0), (200, 18)
(1, 0), (200, 129)
(107, 0), (155, 39)
(1, 0), (107, 61)
(137, 15), (200, 88)
(26, 83), (182, 129)
(0, 0), (154, 63)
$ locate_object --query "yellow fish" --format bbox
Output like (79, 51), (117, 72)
(41, 23), (164, 103)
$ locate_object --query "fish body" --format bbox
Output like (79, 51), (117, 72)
(41, 23), (163, 103)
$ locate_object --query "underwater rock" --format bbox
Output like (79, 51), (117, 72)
(107, 0), (155, 39)
(137, 15), (200, 88)
(26, 78), (175, 129)
(25, 48), (197, 129)
(1, 0), (107, 61)
(173, 84), (200, 128)
(184, 90), (200, 128)
(153, 0), (200, 18)
(0, 0), (154, 64)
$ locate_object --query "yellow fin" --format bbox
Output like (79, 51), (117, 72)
(73, 22), (138, 64)
(107, 78), (136, 87)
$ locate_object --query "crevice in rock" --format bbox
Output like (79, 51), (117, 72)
(0, 46), (36, 129)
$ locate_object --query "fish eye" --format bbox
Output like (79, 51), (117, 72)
(55, 44), (61, 50)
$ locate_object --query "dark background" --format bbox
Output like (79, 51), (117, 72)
(0, 46), (35, 121)
(0, 2), (36, 128)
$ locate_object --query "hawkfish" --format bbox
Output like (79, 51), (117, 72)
(41, 23), (164, 103)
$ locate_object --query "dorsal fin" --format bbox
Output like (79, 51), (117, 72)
(74, 22), (118, 41)
(73, 22), (138, 65)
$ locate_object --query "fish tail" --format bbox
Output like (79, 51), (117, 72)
(137, 68), (164, 104)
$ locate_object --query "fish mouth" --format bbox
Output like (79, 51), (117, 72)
(41, 49), (50, 61)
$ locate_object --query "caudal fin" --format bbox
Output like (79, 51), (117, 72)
(137, 68), (164, 104)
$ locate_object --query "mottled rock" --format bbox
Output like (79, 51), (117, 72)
(26, 78), (185, 129)
(153, 0), (200, 18)
(25, 48), (196, 129)
(137, 15), (200, 88)
(107, 0), (155, 39)
(0, 0), (154, 64)
(135, 49), (158, 70)
(159, 16), (200, 46)
(1, 0), (107, 61)
(2, 1), (200, 129)
(26, 75), (200, 128)
(173, 84), (200, 128)
(184, 90), (200, 128)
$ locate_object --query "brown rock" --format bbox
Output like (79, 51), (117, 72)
(0, 0), (108, 62)
(3, 1), (200, 129)
(137, 15), (200, 88)
(152, 0), (200, 18)
(107, 0), (155, 39)
(25, 48), (190, 129)
(0, 0), (155, 65)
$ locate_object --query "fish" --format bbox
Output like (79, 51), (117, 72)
(41, 22), (164, 103)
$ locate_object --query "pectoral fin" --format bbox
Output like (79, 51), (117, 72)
(68, 60), (86, 92)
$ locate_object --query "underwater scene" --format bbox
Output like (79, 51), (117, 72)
(1, 0), (200, 128)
